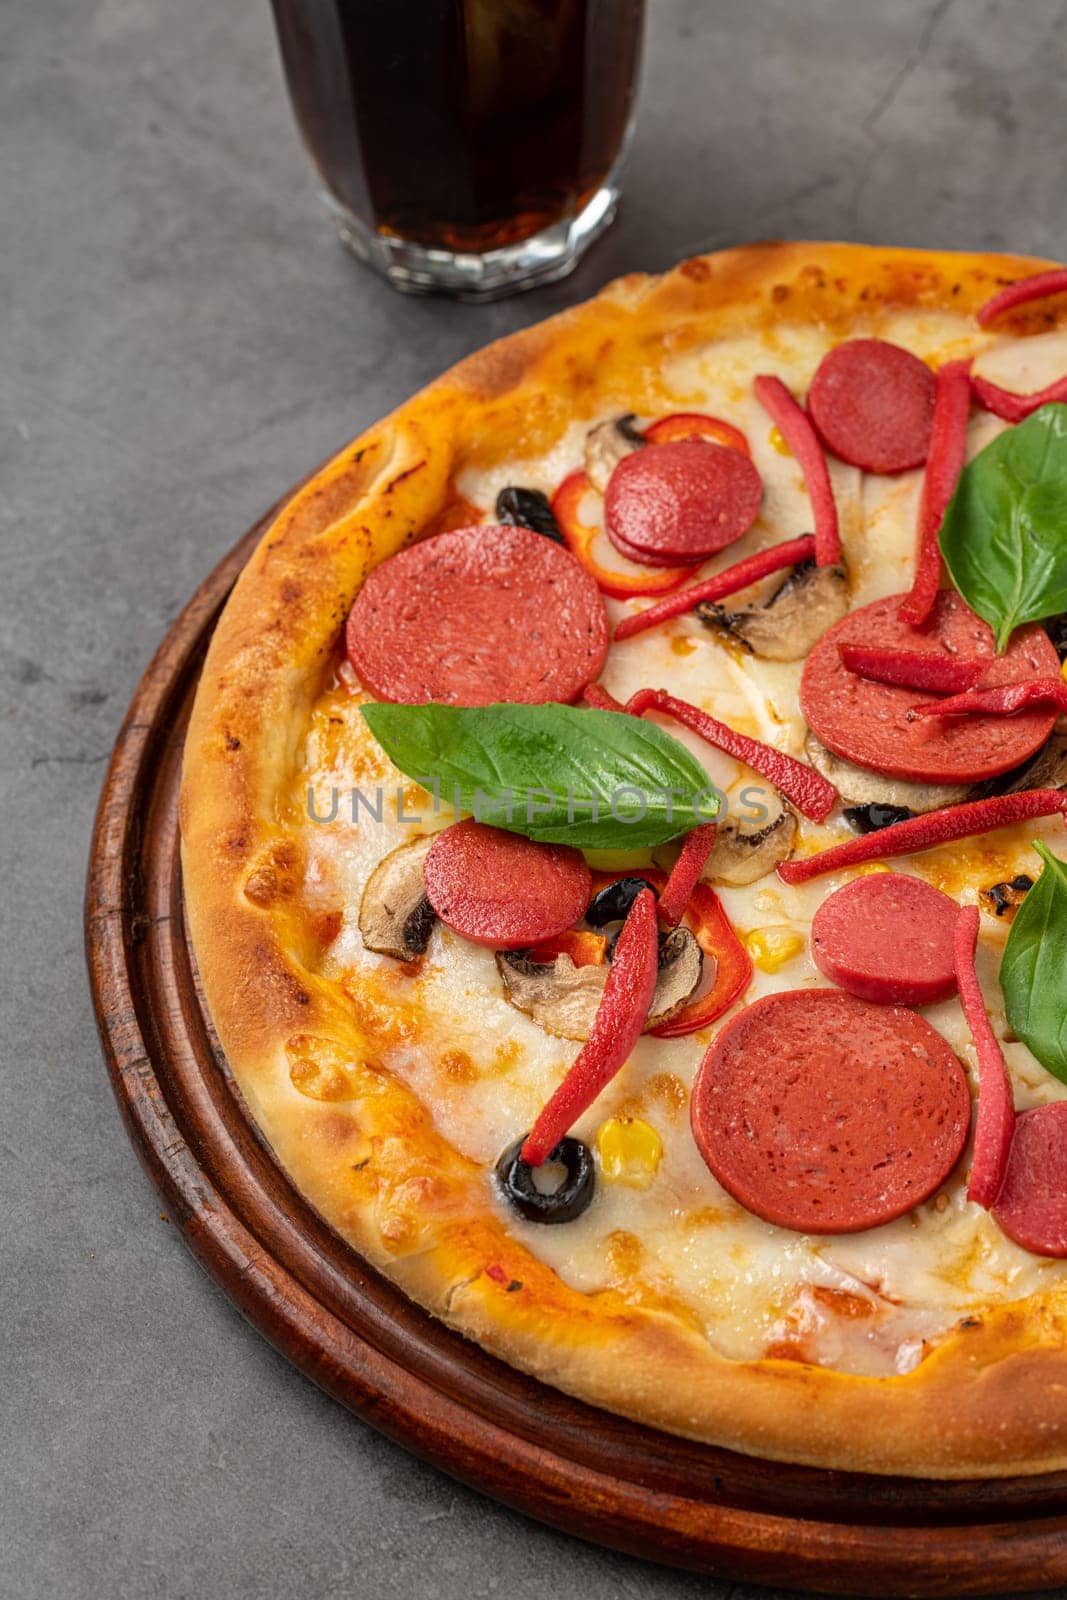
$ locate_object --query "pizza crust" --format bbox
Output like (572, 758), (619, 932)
(180, 241), (1067, 1477)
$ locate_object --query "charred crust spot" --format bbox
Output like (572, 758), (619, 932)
(310, 909), (343, 946)
(352, 1157), (370, 1170)
(244, 865), (278, 906)
(384, 460), (427, 494)
(224, 732), (241, 751)
(958, 1315), (983, 1331)
(272, 840), (299, 872)
(506, 1279), (523, 1293)
(771, 283), (789, 303)
(679, 258), (711, 283)
(281, 579), (303, 605)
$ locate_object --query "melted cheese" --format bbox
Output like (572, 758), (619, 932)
(297, 315), (1067, 1376)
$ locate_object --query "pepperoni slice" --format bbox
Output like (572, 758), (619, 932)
(691, 990), (969, 1233)
(800, 590), (1059, 784)
(807, 339), (937, 474)
(604, 438), (762, 563)
(993, 1104), (1067, 1258)
(423, 819), (591, 950)
(345, 524), (609, 706)
(811, 873), (960, 1006)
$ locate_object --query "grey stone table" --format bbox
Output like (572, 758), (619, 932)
(4, 2), (1067, 1596)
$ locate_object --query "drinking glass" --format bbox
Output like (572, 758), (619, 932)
(270, 0), (646, 299)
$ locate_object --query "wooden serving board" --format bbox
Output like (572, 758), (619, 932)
(86, 499), (1067, 1597)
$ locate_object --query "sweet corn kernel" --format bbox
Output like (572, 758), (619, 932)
(769, 425), (792, 456)
(596, 1117), (663, 1188)
(743, 925), (805, 973)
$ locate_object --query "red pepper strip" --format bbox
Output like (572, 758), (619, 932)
(552, 471), (698, 599)
(582, 683), (627, 713)
(953, 905), (1016, 1208)
(525, 930), (608, 968)
(626, 687), (838, 823)
(777, 790), (1067, 886)
(521, 888), (659, 1166)
(970, 370), (1067, 424)
(976, 268), (1067, 327)
(590, 869), (752, 1039)
(910, 679), (1067, 720)
(899, 360), (973, 627)
(753, 374), (842, 567)
(613, 535), (816, 643)
(657, 824), (718, 926)
(644, 411), (752, 455)
(839, 642), (986, 694)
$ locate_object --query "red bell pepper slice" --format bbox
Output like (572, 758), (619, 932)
(590, 868), (752, 1040)
(899, 359), (973, 628)
(524, 929), (608, 968)
(644, 411), (752, 455)
(910, 679), (1067, 720)
(953, 904), (1016, 1208)
(626, 687), (838, 823)
(976, 268), (1067, 327)
(753, 374), (842, 567)
(521, 888), (659, 1166)
(552, 471), (697, 599)
(613, 534), (816, 642)
(657, 824), (718, 926)
(778, 790), (1067, 886)
(971, 370), (1067, 424)
(582, 683), (627, 714)
(838, 643), (986, 694)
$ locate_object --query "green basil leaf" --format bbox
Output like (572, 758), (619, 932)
(360, 701), (721, 849)
(1000, 841), (1067, 1084)
(939, 402), (1067, 653)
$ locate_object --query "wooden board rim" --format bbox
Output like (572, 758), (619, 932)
(84, 493), (1067, 1596)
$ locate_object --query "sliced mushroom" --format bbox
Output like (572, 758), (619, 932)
(583, 413), (646, 493)
(698, 560), (849, 662)
(495, 952), (607, 1041)
(497, 926), (702, 1041)
(648, 926), (704, 1026)
(358, 835), (436, 960)
(973, 730), (1067, 799)
(804, 734), (970, 813)
(704, 808), (798, 886)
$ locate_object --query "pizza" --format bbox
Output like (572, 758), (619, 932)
(180, 242), (1067, 1479)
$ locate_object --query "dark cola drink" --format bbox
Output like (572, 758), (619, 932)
(270, 0), (645, 298)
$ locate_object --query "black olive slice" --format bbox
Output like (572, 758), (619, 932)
(843, 803), (916, 834)
(495, 1136), (595, 1224)
(980, 874), (1034, 919)
(1045, 614), (1067, 661)
(585, 875), (657, 927)
(494, 486), (563, 544)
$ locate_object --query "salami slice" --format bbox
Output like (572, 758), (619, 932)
(993, 1103), (1067, 1258)
(811, 873), (960, 1006)
(801, 590), (1059, 784)
(345, 524), (609, 706)
(605, 438), (762, 563)
(423, 819), (591, 950)
(691, 989), (969, 1233)
(807, 339), (936, 474)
